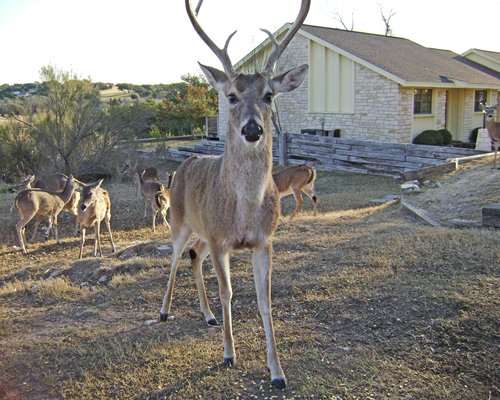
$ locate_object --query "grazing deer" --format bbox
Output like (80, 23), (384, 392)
(138, 171), (170, 232)
(14, 175), (76, 255)
(273, 163), (318, 220)
(483, 104), (500, 168)
(159, 0), (310, 388)
(77, 179), (116, 259)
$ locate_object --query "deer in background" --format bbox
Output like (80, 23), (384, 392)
(13, 172), (83, 236)
(138, 170), (170, 232)
(159, 0), (310, 388)
(273, 163), (318, 220)
(77, 179), (116, 259)
(14, 175), (76, 255)
(483, 103), (500, 168)
(122, 161), (158, 198)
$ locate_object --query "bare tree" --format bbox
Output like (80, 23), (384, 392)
(378, 3), (396, 36)
(333, 10), (355, 31)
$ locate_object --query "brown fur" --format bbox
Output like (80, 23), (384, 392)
(484, 105), (500, 168)
(273, 164), (318, 219)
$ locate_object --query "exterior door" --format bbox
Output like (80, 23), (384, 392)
(446, 89), (465, 141)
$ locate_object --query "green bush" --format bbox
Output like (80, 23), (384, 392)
(469, 127), (480, 144)
(413, 130), (441, 145)
(413, 129), (454, 146)
(438, 129), (453, 145)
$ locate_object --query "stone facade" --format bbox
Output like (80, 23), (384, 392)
(215, 32), (490, 144)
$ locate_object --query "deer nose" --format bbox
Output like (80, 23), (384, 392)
(241, 120), (263, 142)
(80, 204), (87, 211)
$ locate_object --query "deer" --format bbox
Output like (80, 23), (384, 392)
(14, 175), (76, 255)
(273, 163), (318, 220)
(122, 162), (158, 198)
(138, 171), (170, 232)
(483, 103), (500, 169)
(13, 172), (83, 237)
(77, 179), (116, 259)
(158, 0), (310, 388)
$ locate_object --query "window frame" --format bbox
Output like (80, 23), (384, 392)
(413, 89), (433, 115)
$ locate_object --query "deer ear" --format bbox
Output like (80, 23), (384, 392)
(199, 63), (229, 92)
(271, 64), (308, 94)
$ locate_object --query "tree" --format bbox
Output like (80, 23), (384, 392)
(378, 3), (396, 36)
(158, 74), (217, 135)
(8, 65), (142, 177)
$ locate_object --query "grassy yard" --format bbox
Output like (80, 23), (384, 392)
(0, 165), (498, 399)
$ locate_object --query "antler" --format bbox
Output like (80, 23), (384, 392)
(262, 0), (311, 75)
(185, 0), (236, 76)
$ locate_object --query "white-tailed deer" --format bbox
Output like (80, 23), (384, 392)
(77, 179), (116, 259)
(159, 0), (310, 388)
(138, 171), (170, 232)
(14, 175), (76, 255)
(273, 163), (318, 219)
(483, 104), (500, 168)
(134, 167), (158, 198)
(13, 172), (82, 236)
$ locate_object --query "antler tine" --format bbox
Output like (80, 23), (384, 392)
(185, 0), (236, 76)
(262, 0), (311, 75)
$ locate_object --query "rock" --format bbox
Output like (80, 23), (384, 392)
(400, 180), (420, 192)
(98, 275), (109, 284)
(48, 269), (63, 279)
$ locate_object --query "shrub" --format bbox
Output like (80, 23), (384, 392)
(413, 130), (441, 145)
(469, 127), (481, 144)
(438, 129), (453, 145)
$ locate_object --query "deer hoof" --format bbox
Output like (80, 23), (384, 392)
(159, 312), (169, 322)
(223, 357), (235, 367)
(207, 318), (218, 326)
(271, 378), (287, 389)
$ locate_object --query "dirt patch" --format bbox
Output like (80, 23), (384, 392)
(402, 158), (500, 226)
(0, 164), (498, 400)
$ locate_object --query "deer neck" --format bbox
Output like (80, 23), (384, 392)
(59, 179), (75, 203)
(222, 128), (274, 202)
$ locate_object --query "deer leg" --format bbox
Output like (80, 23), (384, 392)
(53, 214), (60, 243)
(160, 226), (193, 321)
(104, 215), (116, 253)
(144, 198), (148, 218)
(493, 142), (499, 169)
(30, 215), (44, 242)
(189, 239), (217, 325)
(79, 227), (86, 259)
(252, 243), (286, 388)
(302, 184), (318, 216)
(161, 207), (170, 230)
(16, 214), (34, 255)
(209, 246), (235, 366)
(289, 189), (303, 220)
(45, 216), (54, 241)
(94, 221), (103, 257)
(152, 209), (158, 233)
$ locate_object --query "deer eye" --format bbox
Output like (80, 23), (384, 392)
(227, 94), (239, 105)
(263, 93), (273, 104)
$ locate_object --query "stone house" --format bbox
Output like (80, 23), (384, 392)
(215, 24), (500, 144)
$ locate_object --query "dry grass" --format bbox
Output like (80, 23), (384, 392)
(0, 161), (498, 400)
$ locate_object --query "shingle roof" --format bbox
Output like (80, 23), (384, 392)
(299, 25), (500, 87)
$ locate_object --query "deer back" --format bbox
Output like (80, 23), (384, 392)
(273, 164), (315, 195)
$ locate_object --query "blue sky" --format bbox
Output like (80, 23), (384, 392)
(0, 0), (498, 84)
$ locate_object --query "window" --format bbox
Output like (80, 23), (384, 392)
(414, 89), (432, 114)
(474, 90), (487, 112)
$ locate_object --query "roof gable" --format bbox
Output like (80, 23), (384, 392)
(236, 24), (500, 89)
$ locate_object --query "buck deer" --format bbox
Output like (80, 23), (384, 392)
(77, 179), (116, 259)
(159, 0), (310, 388)
(483, 104), (500, 168)
(273, 163), (318, 219)
(14, 175), (76, 255)
(138, 171), (170, 232)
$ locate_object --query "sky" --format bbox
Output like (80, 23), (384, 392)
(0, 0), (499, 85)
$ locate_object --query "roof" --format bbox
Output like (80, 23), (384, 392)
(236, 24), (500, 89)
(299, 25), (500, 88)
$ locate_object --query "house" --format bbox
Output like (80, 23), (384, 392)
(215, 24), (500, 144)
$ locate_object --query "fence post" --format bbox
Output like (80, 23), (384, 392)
(278, 132), (288, 166)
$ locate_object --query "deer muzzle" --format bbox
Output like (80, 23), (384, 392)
(241, 119), (263, 143)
